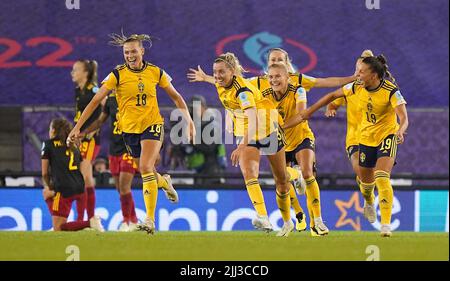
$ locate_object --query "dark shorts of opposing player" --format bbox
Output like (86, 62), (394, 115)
(47, 192), (85, 218)
(109, 153), (139, 176)
(285, 138), (317, 174)
(235, 127), (285, 155)
(359, 134), (398, 168)
(79, 137), (101, 162)
(122, 124), (164, 158)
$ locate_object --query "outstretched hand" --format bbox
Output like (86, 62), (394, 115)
(187, 65), (207, 82)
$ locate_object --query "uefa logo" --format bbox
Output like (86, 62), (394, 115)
(215, 31), (318, 75)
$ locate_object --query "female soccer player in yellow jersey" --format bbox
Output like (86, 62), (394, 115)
(265, 63), (329, 236)
(325, 50), (378, 223)
(285, 54), (409, 237)
(204, 52), (297, 236)
(67, 33), (195, 235)
(188, 48), (354, 235)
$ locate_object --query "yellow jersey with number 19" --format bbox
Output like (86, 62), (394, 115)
(343, 80), (406, 147)
(102, 61), (172, 134)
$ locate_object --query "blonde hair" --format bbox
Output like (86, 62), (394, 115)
(214, 52), (247, 76)
(359, 49), (374, 59)
(267, 48), (295, 73)
(267, 62), (290, 76)
(108, 30), (156, 48)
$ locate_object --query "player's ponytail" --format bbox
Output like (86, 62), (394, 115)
(378, 55), (398, 88)
(86, 60), (98, 86)
(215, 52), (247, 76)
(362, 54), (398, 88)
(267, 48), (296, 73)
(359, 49), (374, 59)
(109, 30), (157, 48)
(51, 118), (73, 147)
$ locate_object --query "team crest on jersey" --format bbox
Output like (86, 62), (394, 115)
(138, 81), (145, 93)
(367, 103), (373, 112)
(360, 152), (366, 163)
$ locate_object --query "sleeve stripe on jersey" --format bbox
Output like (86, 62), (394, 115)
(389, 88), (399, 100)
(351, 82), (356, 94)
(235, 87), (252, 97)
(298, 73), (303, 87)
(232, 80), (241, 91)
(112, 69), (120, 86)
(257, 77), (261, 90)
(159, 68), (163, 82)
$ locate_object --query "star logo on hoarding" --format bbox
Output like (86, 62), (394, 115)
(335, 192), (364, 230)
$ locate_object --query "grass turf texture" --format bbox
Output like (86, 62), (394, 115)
(0, 231), (447, 261)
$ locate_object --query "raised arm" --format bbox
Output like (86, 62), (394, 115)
(394, 104), (408, 144)
(314, 75), (356, 88)
(187, 65), (215, 85)
(162, 82), (196, 141)
(283, 88), (345, 129)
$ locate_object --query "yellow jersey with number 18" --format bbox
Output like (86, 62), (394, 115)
(102, 61), (172, 134)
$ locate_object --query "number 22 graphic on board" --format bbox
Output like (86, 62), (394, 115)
(0, 37), (75, 68)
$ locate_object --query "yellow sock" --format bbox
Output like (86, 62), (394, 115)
(245, 178), (267, 216)
(305, 176), (321, 218)
(142, 173), (158, 221)
(359, 180), (375, 205)
(289, 184), (304, 214)
(276, 190), (291, 222)
(286, 166), (300, 181)
(375, 170), (394, 225)
(306, 193), (314, 228)
(156, 172), (169, 190)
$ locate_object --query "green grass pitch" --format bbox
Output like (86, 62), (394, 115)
(0, 231), (447, 261)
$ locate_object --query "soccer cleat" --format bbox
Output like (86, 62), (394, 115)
(252, 215), (273, 233)
(162, 174), (179, 203)
(127, 222), (138, 232)
(310, 226), (321, 237)
(363, 202), (377, 223)
(89, 215), (105, 232)
(292, 165), (306, 195)
(136, 217), (155, 235)
(276, 220), (295, 237)
(380, 224), (392, 237)
(295, 212), (307, 232)
(313, 220), (329, 236)
(118, 222), (130, 232)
